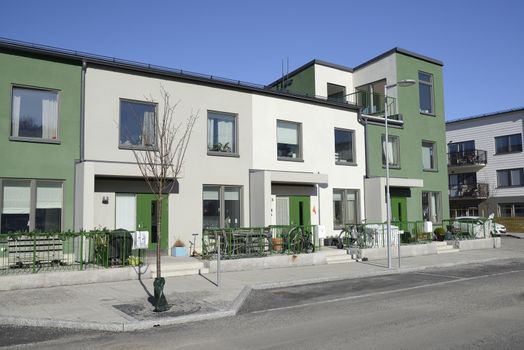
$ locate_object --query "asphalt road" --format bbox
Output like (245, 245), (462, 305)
(3, 255), (524, 350)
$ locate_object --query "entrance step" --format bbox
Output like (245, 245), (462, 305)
(150, 257), (208, 278)
(321, 247), (354, 264)
(436, 241), (460, 254)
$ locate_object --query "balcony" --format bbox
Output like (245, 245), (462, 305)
(447, 150), (487, 172)
(345, 91), (403, 125)
(449, 183), (489, 200)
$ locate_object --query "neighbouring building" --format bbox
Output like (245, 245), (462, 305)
(446, 107), (524, 218)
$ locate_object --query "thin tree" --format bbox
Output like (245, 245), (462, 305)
(132, 86), (197, 311)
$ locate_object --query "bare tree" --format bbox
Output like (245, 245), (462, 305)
(132, 86), (198, 311)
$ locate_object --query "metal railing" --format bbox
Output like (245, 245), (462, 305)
(447, 149), (487, 167)
(449, 183), (489, 199)
(0, 230), (146, 275)
(344, 91), (400, 120)
(442, 219), (492, 240)
(201, 225), (316, 259)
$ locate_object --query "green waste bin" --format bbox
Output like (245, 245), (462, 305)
(109, 229), (132, 266)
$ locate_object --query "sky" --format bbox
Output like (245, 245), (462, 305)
(1, 0), (522, 120)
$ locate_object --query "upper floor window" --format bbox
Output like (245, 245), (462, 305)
(497, 168), (524, 187)
(356, 80), (385, 115)
(382, 134), (400, 168)
(11, 86), (59, 141)
(207, 111), (237, 154)
(327, 83), (346, 102)
(422, 141), (437, 170)
(495, 133), (522, 154)
(334, 128), (355, 165)
(277, 120), (302, 160)
(422, 191), (441, 223)
(418, 71), (434, 114)
(119, 99), (156, 149)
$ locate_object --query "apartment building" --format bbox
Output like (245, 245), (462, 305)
(446, 107), (524, 218)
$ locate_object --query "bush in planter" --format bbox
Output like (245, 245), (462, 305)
(172, 239), (187, 256)
(434, 227), (446, 241)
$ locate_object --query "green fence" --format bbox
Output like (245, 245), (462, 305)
(0, 230), (146, 275)
(201, 225), (316, 259)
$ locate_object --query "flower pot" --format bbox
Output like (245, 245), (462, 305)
(272, 237), (283, 252)
(171, 247), (187, 257)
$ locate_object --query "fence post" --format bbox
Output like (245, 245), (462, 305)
(32, 234), (36, 274)
(80, 232), (84, 271)
(217, 233), (221, 288)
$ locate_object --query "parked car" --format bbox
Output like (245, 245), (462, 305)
(452, 216), (506, 237)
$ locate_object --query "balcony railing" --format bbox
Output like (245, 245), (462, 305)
(449, 183), (489, 199)
(344, 91), (401, 121)
(447, 150), (487, 167)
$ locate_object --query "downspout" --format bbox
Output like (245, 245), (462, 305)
(357, 111), (369, 179)
(80, 59), (86, 162)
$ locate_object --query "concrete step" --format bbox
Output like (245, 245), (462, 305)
(150, 259), (208, 278)
(437, 249), (460, 254)
(436, 242), (460, 254)
(321, 247), (349, 256)
(326, 254), (354, 264)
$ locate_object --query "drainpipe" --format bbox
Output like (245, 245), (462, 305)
(80, 59), (86, 162)
(357, 111), (369, 179)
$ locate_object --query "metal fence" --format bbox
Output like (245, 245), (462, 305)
(201, 225), (316, 259)
(441, 219), (491, 240)
(0, 230), (146, 275)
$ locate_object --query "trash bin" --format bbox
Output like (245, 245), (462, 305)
(108, 229), (133, 266)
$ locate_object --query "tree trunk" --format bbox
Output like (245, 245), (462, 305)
(156, 196), (162, 278)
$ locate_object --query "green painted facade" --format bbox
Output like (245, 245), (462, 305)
(0, 49), (81, 231)
(272, 64), (316, 96)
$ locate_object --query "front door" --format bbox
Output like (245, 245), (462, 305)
(289, 195), (311, 227)
(136, 194), (169, 251)
(390, 196), (407, 230)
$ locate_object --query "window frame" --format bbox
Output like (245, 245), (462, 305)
(118, 98), (158, 150)
(498, 203), (524, 217)
(422, 191), (441, 223)
(381, 134), (401, 169)
(497, 168), (524, 188)
(0, 178), (64, 233)
(206, 110), (239, 157)
(327, 83), (346, 102)
(333, 189), (360, 229)
(334, 128), (356, 166)
(9, 84), (61, 144)
(418, 71), (435, 115)
(276, 119), (303, 162)
(494, 133), (522, 155)
(422, 140), (437, 171)
(202, 185), (242, 229)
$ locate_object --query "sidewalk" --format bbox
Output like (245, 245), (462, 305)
(1, 240), (524, 332)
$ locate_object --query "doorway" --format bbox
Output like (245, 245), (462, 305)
(390, 196), (407, 230)
(136, 194), (169, 251)
(276, 195), (311, 227)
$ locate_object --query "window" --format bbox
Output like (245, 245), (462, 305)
(356, 80), (386, 115)
(119, 99), (156, 148)
(277, 120), (301, 160)
(333, 189), (359, 228)
(334, 128), (355, 164)
(1, 179), (63, 233)
(495, 134), (522, 154)
(448, 140), (475, 154)
(497, 168), (524, 187)
(418, 71), (434, 114)
(11, 87), (59, 141)
(498, 203), (524, 217)
(422, 191), (441, 223)
(203, 185), (241, 228)
(381, 134), (400, 168)
(327, 83), (346, 102)
(422, 141), (437, 170)
(207, 111), (237, 154)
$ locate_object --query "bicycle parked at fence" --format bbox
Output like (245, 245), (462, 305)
(336, 222), (369, 249)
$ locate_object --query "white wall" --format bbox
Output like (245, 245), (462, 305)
(313, 64), (353, 98)
(353, 54), (397, 96)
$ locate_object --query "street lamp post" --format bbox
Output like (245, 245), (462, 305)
(384, 79), (415, 269)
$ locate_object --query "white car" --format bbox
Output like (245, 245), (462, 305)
(453, 216), (506, 237)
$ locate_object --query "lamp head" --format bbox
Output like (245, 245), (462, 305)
(397, 79), (416, 87)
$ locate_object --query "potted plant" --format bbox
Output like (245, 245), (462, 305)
(171, 239), (187, 257)
(434, 227), (446, 241)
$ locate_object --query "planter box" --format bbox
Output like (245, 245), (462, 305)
(171, 247), (187, 257)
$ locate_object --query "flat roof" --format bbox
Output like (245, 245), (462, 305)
(446, 106), (524, 124)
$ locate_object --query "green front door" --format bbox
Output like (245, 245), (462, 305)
(136, 194), (169, 251)
(391, 196), (407, 230)
(289, 196), (311, 227)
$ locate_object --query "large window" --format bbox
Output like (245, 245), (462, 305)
(333, 189), (359, 228)
(381, 134), (400, 168)
(495, 134), (522, 154)
(203, 185), (241, 228)
(119, 99), (156, 148)
(334, 128), (355, 164)
(1, 179), (63, 233)
(497, 168), (524, 187)
(418, 71), (434, 114)
(207, 111), (237, 154)
(422, 191), (441, 223)
(499, 203), (524, 217)
(422, 141), (437, 170)
(11, 87), (59, 141)
(355, 80), (386, 115)
(277, 120), (302, 160)
(327, 83), (346, 102)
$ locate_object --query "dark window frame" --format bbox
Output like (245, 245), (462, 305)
(334, 128), (356, 166)
(207, 110), (239, 157)
(118, 98), (158, 150)
(497, 168), (524, 188)
(333, 189), (360, 229)
(418, 71), (435, 115)
(495, 133), (522, 154)
(202, 185), (242, 229)
(276, 120), (303, 161)
(381, 134), (401, 169)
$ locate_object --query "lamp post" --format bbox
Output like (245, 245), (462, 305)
(384, 79), (415, 269)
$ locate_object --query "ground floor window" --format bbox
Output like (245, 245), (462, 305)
(203, 185), (241, 228)
(422, 191), (441, 223)
(450, 206), (479, 218)
(333, 189), (359, 229)
(1, 179), (63, 233)
(498, 203), (524, 217)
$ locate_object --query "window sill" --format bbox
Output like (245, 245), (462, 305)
(335, 161), (357, 167)
(9, 136), (61, 144)
(278, 157), (304, 162)
(119, 145), (157, 151)
(419, 111), (436, 117)
(207, 151), (240, 158)
(494, 151), (522, 155)
(423, 168), (439, 172)
(497, 185), (524, 189)
(382, 165), (401, 169)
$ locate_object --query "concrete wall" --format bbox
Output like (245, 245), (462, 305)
(313, 64), (353, 98)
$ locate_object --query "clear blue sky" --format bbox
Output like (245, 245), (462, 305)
(1, 0), (522, 120)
